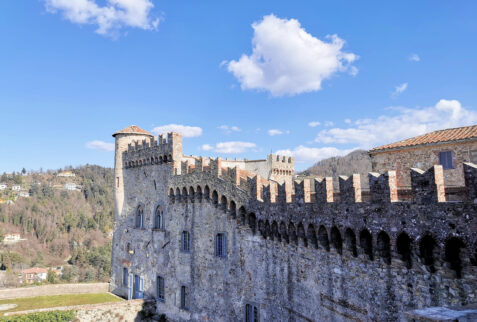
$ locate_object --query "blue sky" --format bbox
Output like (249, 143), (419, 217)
(1, 1), (476, 173)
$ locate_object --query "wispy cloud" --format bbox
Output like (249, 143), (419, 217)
(409, 53), (420, 62)
(199, 141), (257, 154)
(276, 146), (354, 163)
(392, 82), (408, 97)
(226, 14), (358, 96)
(151, 124), (202, 138)
(308, 121), (321, 127)
(268, 129), (289, 136)
(314, 99), (477, 149)
(86, 140), (114, 151)
(218, 125), (241, 134)
(44, 0), (161, 37)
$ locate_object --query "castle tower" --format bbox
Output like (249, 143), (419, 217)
(268, 154), (295, 183)
(112, 125), (154, 222)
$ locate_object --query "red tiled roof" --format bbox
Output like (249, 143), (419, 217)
(370, 125), (477, 153)
(22, 267), (48, 274)
(112, 125), (153, 137)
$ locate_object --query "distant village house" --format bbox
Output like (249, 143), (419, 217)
(0, 183), (7, 190)
(2, 233), (26, 244)
(64, 183), (77, 191)
(11, 185), (21, 191)
(21, 268), (47, 284)
(369, 125), (477, 186)
(57, 171), (75, 177)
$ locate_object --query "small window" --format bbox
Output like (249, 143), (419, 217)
(136, 206), (144, 228)
(215, 233), (227, 258)
(155, 206), (163, 229)
(181, 231), (190, 252)
(181, 285), (189, 310)
(438, 151), (454, 169)
(157, 276), (165, 301)
(123, 267), (128, 286)
(245, 303), (259, 322)
(116, 177), (120, 188)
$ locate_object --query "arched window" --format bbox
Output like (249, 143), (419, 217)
(280, 222), (289, 243)
(229, 201), (236, 217)
(445, 237), (465, 278)
(377, 231), (391, 265)
(238, 206), (246, 225)
(220, 196), (227, 212)
(330, 227), (343, 255)
(297, 223), (307, 247)
(155, 206), (163, 229)
(271, 221), (280, 242)
(204, 186), (210, 201)
(264, 221), (271, 240)
(189, 187), (195, 202)
(182, 187), (188, 202)
(196, 186), (203, 202)
(248, 213), (257, 234)
(419, 235), (436, 273)
(136, 206), (144, 229)
(359, 229), (373, 260)
(397, 232), (412, 268)
(288, 222), (298, 245)
(212, 190), (218, 206)
(169, 188), (175, 203)
(307, 224), (318, 249)
(345, 228), (357, 257)
(318, 225), (330, 252)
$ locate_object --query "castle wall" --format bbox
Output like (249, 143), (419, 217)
(111, 131), (477, 322)
(370, 140), (477, 187)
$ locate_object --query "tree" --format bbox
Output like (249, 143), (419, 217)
(47, 268), (57, 284)
(21, 168), (26, 175)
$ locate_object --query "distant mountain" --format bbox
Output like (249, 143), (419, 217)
(300, 150), (372, 188)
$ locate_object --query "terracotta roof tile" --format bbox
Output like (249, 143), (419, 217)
(370, 125), (477, 153)
(22, 267), (48, 274)
(113, 125), (153, 137)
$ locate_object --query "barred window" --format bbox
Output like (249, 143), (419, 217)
(155, 205), (164, 229)
(438, 151), (454, 169)
(245, 303), (259, 322)
(215, 233), (227, 258)
(181, 285), (189, 310)
(157, 276), (165, 301)
(123, 267), (128, 287)
(182, 231), (190, 252)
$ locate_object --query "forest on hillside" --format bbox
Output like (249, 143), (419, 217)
(0, 165), (114, 287)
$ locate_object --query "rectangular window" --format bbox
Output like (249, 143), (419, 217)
(245, 303), (259, 322)
(123, 267), (128, 287)
(157, 276), (165, 301)
(182, 231), (190, 252)
(215, 233), (227, 258)
(439, 151), (454, 169)
(181, 285), (188, 310)
(116, 177), (120, 188)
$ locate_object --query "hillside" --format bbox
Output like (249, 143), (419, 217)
(301, 150), (372, 188)
(0, 165), (114, 287)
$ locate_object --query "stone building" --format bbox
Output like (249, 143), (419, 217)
(369, 125), (477, 187)
(110, 125), (477, 322)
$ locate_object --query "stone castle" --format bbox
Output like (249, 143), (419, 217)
(110, 125), (477, 321)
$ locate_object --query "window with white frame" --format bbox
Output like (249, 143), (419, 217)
(155, 205), (164, 229)
(136, 205), (144, 228)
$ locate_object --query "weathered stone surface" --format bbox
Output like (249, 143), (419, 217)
(111, 130), (477, 322)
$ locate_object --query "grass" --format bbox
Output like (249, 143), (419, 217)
(0, 293), (123, 315)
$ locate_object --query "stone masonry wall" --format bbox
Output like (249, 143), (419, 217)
(370, 141), (477, 187)
(111, 132), (477, 322)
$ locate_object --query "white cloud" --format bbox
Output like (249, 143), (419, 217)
(315, 99), (477, 149)
(392, 82), (408, 97)
(151, 124), (202, 138)
(199, 144), (213, 151)
(344, 118), (351, 124)
(86, 140), (114, 151)
(226, 14), (358, 96)
(201, 141), (257, 154)
(268, 129), (282, 136)
(308, 121), (321, 127)
(218, 125), (241, 134)
(409, 53), (420, 62)
(44, 0), (160, 37)
(276, 145), (354, 163)
(324, 121), (334, 127)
